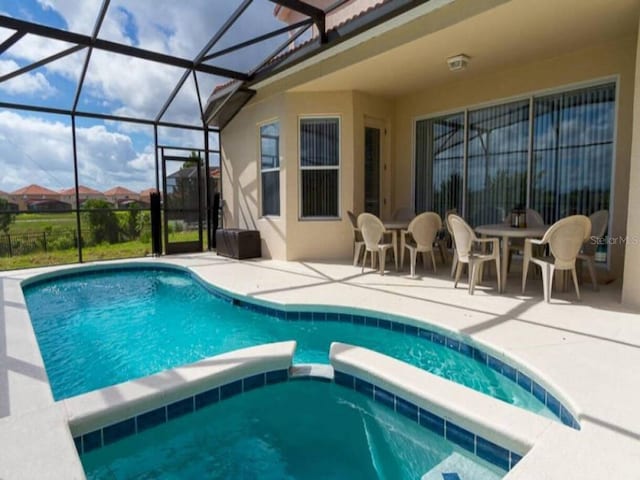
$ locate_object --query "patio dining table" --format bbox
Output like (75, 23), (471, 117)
(382, 220), (410, 271)
(475, 223), (548, 293)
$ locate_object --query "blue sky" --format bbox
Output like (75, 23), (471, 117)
(0, 0), (291, 193)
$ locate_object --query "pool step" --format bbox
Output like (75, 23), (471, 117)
(421, 452), (503, 480)
(289, 363), (334, 381)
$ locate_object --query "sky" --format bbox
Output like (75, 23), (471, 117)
(0, 0), (294, 193)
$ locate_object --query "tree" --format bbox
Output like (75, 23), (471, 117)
(82, 199), (119, 244)
(117, 204), (140, 240)
(0, 198), (16, 234)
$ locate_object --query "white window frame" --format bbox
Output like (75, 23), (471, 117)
(259, 119), (280, 218)
(298, 115), (341, 220)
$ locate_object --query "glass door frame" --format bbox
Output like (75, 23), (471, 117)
(161, 149), (204, 254)
(364, 117), (387, 218)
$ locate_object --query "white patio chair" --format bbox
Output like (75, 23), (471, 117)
(347, 210), (365, 266)
(357, 213), (396, 275)
(448, 214), (501, 294)
(577, 209), (608, 291)
(521, 215), (591, 302)
(401, 212), (442, 277)
(445, 211), (459, 278)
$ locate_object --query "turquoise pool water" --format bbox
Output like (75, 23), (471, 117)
(24, 267), (552, 419)
(81, 380), (506, 480)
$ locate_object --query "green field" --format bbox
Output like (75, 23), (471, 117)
(0, 211), (208, 271)
(0, 240), (152, 270)
(1, 211), (204, 270)
(7, 212), (77, 234)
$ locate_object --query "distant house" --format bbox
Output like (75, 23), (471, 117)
(9, 184), (65, 211)
(27, 199), (72, 212)
(103, 186), (140, 208)
(0, 190), (18, 212)
(139, 187), (157, 204)
(59, 185), (105, 209)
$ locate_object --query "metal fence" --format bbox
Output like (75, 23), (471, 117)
(0, 230), (78, 257)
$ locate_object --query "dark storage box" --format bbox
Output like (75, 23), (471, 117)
(215, 229), (261, 259)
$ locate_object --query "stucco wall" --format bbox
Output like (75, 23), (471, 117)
(222, 91), (362, 260)
(222, 32), (636, 274)
(283, 91), (355, 261)
(221, 93), (287, 260)
(352, 91), (394, 218)
(622, 21), (640, 309)
(393, 34), (637, 278)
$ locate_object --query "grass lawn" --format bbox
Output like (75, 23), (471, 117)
(8, 212), (77, 234)
(1, 213), (205, 271)
(0, 240), (153, 270)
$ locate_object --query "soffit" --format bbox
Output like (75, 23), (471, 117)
(274, 0), (640, 96)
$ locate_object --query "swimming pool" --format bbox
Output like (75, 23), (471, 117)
(80, 379), (507, 480)
(24, 265), (562, 422)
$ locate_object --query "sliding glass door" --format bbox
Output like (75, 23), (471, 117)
(414, 112), (464, 219)
(531, 84), (615, 222)
(466, 100), (529, 226)
(414, 82), (615, 226)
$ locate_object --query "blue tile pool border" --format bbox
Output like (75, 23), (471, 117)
(194, 271), (580, 430)
(73, 369), (522, 471)
(74, 367), (524, 474)
(334, 370), (522, 472)
(74, 367), (291, 456)
(24, 263), (579, 431)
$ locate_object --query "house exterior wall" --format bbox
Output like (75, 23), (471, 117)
(222, 90), (396, 261)
(221, 17), (638, 288)
(281, 91), (355, 260)
(352, 91), (394, 218)
(622, 19), (640, 308)
(393, 34), (637, 278)
(220, 92), (288, 260)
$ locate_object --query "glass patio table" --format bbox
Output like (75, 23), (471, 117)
(475, 223), (548, 293)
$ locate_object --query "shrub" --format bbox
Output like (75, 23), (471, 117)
(82, 199), (119, 244)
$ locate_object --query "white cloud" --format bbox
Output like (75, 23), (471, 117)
(0, 59), (57, 97)
(0, 111), (155, 192)
(3, 0), (288, 137)
(7, 34), (75, 62)
(36, 0), (104, 35)
(7, 1), (285, 121)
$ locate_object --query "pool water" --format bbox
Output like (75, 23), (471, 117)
(81, 380), (506, 480)
(25, 267), (552, 419)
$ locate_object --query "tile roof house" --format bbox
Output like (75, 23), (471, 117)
(9, 184), (66, 211)
(59, 185), (105, 209)
(103, 186), (140, 207)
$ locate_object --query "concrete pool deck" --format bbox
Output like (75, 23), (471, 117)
(1, 253), (639, 479)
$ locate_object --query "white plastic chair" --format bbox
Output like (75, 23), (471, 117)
(347, 210), (365, 266)
(357, 213), (396, 275)
(448, 214), (501, 294)
(445, 211), (459, 278)
(401, 212), (442, 277)
(522, 215), (591, 302)
(577, 209), (608, 291)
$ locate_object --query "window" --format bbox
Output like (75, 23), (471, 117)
(299, 117), (340, 218)
(260, 122), (280, 216)
(466, 100), (529, 226)
(414, 82), (615, 226)
(531, 84), (615, 222)
(415, 112), (464, 219)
